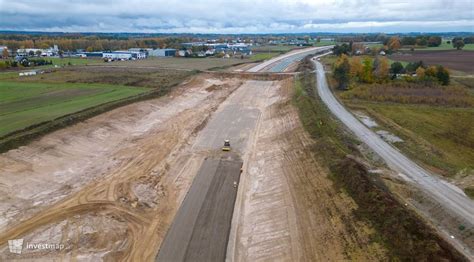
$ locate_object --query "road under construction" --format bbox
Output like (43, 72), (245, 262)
(0, 46), (472, 261)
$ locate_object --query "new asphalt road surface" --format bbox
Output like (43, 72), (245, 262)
(247, 46), (333, 72)
(156, 157), (242, 262)
(157, 80), (273, 261)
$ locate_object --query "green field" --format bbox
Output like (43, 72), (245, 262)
(323, 52), (474, 178)
(250, 52), (279, 61)
(49, 57), (103, 66)
(251, 45), (300, 53)
(104, 57), (251, 70)
(347, 102), (474, 176)
(314, 40), (337, 47)
(0, 81), (148, 136)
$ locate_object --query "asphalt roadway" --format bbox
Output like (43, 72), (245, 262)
(247, 46), (333, 72)
(157, 81), (271, 261)
(312, 58), (474, 238)
(156, 157), (242, 262)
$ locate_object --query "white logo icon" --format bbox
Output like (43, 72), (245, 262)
(8, 239), (23, 254)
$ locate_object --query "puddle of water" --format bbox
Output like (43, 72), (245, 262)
(354, 112), (378, 128)
(376, 130), (404, 143)
(354, 111), (403, 143)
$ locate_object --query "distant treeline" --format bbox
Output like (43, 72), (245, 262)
(336, 34), (473, 47)
(0, 36), (191, 52)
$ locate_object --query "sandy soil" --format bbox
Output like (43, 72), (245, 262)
(1, 71), (388, 261)
(0, 74), (243, 261)
(230, 78), (387, 261)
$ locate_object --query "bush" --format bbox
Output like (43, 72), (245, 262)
(332, 44), (350, 56)
(436, 65), (450, 85)
(30, 58), (53, 66)
(405, 61), (425, 73)
(390, 61), (405, 78)
(333, 54), (351, 89)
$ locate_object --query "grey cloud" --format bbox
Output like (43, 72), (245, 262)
(0, 0), (473, 33)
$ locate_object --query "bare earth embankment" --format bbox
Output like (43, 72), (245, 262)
(230, 78), (387, 261)
(0, 74), (243, 260)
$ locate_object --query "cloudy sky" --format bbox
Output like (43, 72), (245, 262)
(0, 0), (473, 33)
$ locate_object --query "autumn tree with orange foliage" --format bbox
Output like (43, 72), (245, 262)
(349, 56), (363, 79)
(374, 56), (389, 82)
(388, 37), (401, 51)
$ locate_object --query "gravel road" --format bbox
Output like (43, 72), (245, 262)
(261, 48), (474, 227)
(312, 58), (474, 235)
(251, 48), (473, 257)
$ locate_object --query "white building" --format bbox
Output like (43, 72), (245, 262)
(103, 52), (132, 60)
(129, 51), (146, 59)
(16, 45), (59, 57)
(102, 51), (146, 60)
(148, 49), (176, 57)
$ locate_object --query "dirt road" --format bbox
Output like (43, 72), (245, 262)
(313, 58), (474, 257)
(228, 78), (386, 261)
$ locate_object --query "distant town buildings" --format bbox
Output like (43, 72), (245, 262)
(16, 45), (59, 57)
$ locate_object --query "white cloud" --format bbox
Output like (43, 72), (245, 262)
(0, 0), (473, 33)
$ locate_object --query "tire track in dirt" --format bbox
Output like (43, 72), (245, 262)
(231, 78), (387, 261)
(0, 75), (244, 261)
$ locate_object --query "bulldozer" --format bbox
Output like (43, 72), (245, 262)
(222, 139), (231, 151)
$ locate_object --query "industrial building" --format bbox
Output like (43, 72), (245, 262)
(16, 45), (59, 57)
(148, 49), (176, 57)
(102, 51), (146, 60)
(103, 52), (132, 60)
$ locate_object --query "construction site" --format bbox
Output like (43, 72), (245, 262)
(0, 46), (472, 261)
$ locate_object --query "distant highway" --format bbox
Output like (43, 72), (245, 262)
(247, 46), (332, 72)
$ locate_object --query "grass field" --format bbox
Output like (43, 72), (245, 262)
(12, 67), (193, 89)
(346, 101), (474, 176)
(49, 57), (103, 66)
(251, 45), (301, 53)
(322, 53), (474, 179)
(0, 81), (149, 136)
(313, 40), (337, 47)
(250, 53), (279, 61)
(97, 57), (251, 70)
(294, 61), (466, 260)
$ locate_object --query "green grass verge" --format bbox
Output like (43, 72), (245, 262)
(0, 81), (148, 137)
(346, 102), (474, 177)
(49, 57), (103, 66)
(293, 57), (467, 261)
(250, 53), (279, 62)
(314, 40), (337, 47)
(251, 45), (299, 53)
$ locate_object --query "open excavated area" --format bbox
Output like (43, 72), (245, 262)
(0, 67), (389, 260)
